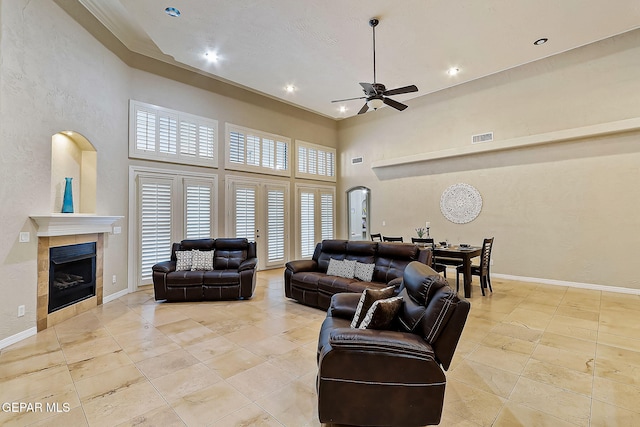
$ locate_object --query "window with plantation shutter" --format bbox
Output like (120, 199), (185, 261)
(132, 168), (218, 288)
(225, 123), (290, 177)
(234, 186), (256, 241)
(139, 177), (173, 283)
(297, 184), (335, 258)
(321, 192), (334, 240)
(129, 100), (218, 167)
(184, 180), (213, 239)
(300, 191), (315, 258)
(267, 187), (285, 263)
(295, 140), (336, 182)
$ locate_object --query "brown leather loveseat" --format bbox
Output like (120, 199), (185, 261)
(316, 261), (470, 426)
(284, 239), (431, 310)
(152, 238), (257, 302)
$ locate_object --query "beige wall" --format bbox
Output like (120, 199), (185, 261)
(337, 29), (640, 289)
(0, 0), (337, 343)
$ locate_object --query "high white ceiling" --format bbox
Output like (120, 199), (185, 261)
(80, 0), (640, 119)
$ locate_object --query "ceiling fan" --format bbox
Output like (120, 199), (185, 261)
(332, 18), (418, 114)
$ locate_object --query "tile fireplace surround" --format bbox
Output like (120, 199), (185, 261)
(37, 233), (104, 331)
(31, 214), (122, 331)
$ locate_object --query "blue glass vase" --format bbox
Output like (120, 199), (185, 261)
(61, 177), (74, 213)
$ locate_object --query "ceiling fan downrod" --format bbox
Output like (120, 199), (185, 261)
(370, 18), (379, 85)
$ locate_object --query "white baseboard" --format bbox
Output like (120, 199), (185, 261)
(0, 327), (37, 350)
(103, 288), (130, 303)
(492, 273), (640, 295)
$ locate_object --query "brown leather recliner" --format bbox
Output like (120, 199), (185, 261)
(316, 261), (470, 426)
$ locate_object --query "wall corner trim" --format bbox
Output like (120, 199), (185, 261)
(0, 327), (37, 350)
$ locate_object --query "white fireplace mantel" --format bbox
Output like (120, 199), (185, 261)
(30, 214), (124, 237)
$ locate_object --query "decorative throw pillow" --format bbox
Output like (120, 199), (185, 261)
(358, 296), (404, 330)
(350, 285), (396, 328)
(326, 258), (356, 279)
(191, 249), (214, 271)
(175, 250), (193, 271)
(354, 262), (375, 282)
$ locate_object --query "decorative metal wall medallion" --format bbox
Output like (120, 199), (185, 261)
(440, 183), (482, 224)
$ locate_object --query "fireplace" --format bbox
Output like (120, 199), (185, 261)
(49, 242), (96, 313)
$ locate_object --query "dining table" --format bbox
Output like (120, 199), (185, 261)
(432, 244), (482, 298)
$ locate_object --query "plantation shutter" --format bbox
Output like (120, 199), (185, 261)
(262, 139), (275, 169)
(321, 192), (334, 240)
(298, 146), (307, 173)
(158, 114), (177, 154)
(185, 181), (212, 239)
(276, 141), (288, 171)
(235, 185), (256, 241)
(198, 125), (215, 159)
(180, 120), (197, 156)
(267, 187), (285, 263)
(139, 177), (173, 283)
(300, 191), (315, 258)
(229, 131), (245, 164)
(135, 108), (156, 151)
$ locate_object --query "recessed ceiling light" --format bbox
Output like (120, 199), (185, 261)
(339, 106), (347, 113)
(285, 85), (296, 93)
(204, 51), (218, 62)
(165, 7), (181, 17)
(534, 38), (548, 45)
(447, 67), (460, 76)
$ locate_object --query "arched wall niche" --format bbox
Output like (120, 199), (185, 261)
(51, 131), (97, 213)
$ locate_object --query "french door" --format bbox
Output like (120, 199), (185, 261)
(296, 184), (335, 259)
(227, 176), (289, 269)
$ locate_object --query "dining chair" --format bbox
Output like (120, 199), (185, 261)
(456, 237), (494, 296)
(383, 236), (404, 242)
(412, 238), (448, 277)
(370, 233), (382, 242)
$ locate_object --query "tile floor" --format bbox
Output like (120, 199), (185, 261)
(1, 269), (640, 426)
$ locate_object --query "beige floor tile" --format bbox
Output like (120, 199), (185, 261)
(68, 348), (134, 381)
(28, 407), (88, 427)
(224, 325), (275, 346)
(214, 403), (283, 427)
(279, 324), (321, 345)
(489, 322), (544, 343)
(268, 346), (318, 379)
(183, 335), (240, 362)
(0, 328), (60, 363)
(170, 382), (252, 426)
(61, 335), (122, 365)
(545, 317), (598, 342)
(75, 364), (146, 402)
(227, 361), (296, 401)
(443, 378), (506, 427)
(509, 377), (591, 427)
(116, 405), (186, 427)
(531, 344), (595, 374)
(594, 357), (640, 387)
(256, 376), (321, 427)
(449, 359), (519, 398)
(467, 345), (529, 375)
(540, 331), (596, 356)
(135, 348), (199, 380)
(596, 342), (640, 368)
(82, 381), (166, 427)
(157, 318), (220, 347)
(115, 329), (182, 363)
(493, 402), (579, 427)
(597, 331), (640, 353)
(151, 362), (223, 402)
(590, 398), (640, 427)
(555, 305), (600, 322)
(503, 307), (553, 331)
(243, 335), (300, 359)
(0, 364), (73, 403)
(521, 358), (593, 396)
(204, 347), (266, 379)
(0, 349), (66, 381)
(480, 331), (537, 355)
(592, 376), (640, 414)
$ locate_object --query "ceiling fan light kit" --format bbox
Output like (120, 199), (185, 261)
(331, 18), (418, 115)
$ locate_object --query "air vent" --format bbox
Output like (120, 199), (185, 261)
(472, 132), (493, 144)
(351, 156), (364, 165)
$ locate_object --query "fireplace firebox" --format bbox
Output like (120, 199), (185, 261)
(49, 242), (97, 313)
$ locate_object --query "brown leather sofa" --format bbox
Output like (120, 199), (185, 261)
(284, 240), (431, 310)
(316, 261), (470, 426)
(152, 238), (257, 301)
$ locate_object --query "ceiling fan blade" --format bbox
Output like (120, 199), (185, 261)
(383, 85), (418, 96)
(331, 96), (367, 103)
(383, 97), (408, 111)
(357, 102), (369, 114)
(359, 82), (376, 95)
